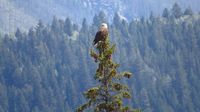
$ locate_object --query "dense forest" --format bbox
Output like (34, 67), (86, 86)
(0, 4), (200, 112)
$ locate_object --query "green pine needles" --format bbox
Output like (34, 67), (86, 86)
(77, 36), (140, 112)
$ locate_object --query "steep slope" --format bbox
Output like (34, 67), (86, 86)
(1, 0), (200, 33)
(0, 12), (200, 112)
(123, 0), (200, 17)
(10, 0), (200, 22)
(0, 0), (37, 34)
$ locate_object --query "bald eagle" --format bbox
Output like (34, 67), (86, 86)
(93, 23), (108, 46)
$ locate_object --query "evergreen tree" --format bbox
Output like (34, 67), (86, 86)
(184, 7), (193, 16)
(15, 28), (22, 38)
(64, 18), (73, 36)
(93, 11), (107, 27)
(77, 32), (139, 112)
(113, 12), (121, 29)
(98, 11), (107, 23)
(73, 24), (79, 31)
(51, 16), (60, 32)
(162, 8), (170, 18)
(81, 18), (88, 33)
(149, 11), (155, 22)
(171, 3), (182, 18)
(121, 20), (129, 38)
(37, 20), (44, 30)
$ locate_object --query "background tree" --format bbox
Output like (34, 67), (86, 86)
(93, 11), (107, 28)
(77, 34), (139, 112)
(113, 12), (122, 29)
(15, 28), (23, 39)
(64, 18), (73, 36)
(171, 3), (183, 18)
(162, 8), (170, 18)
(184, 7), (193, 16)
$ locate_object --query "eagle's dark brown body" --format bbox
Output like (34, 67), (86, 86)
(93, 28), (108, 45)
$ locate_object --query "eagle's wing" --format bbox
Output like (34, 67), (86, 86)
(93, 29), (108, 46)
(93, 31), (101, 45)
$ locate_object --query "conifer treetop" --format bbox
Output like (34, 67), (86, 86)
(77, 35), (140, 112)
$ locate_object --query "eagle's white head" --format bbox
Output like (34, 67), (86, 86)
(100, 23), (108, 30)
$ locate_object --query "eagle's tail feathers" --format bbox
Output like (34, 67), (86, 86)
(94, 43), (98, 47)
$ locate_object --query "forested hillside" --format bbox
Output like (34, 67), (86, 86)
(0, 0), (37, 33)
(0, 5), (200, 112)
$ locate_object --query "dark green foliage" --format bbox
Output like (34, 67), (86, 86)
(93, 11), (107, 27)
(149, 12), (155, 22)
(113, 13), (122, 29)
(81, 18), (88, 33)
(184, 7), (193, 16)
(64, 18), (73, 36)
(162, 8), (170, 18)
(15, 28), (23, 38)
(171, 3), (183, 18)
(51, 16), (60, 33)
(0, 6), (200, 112)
